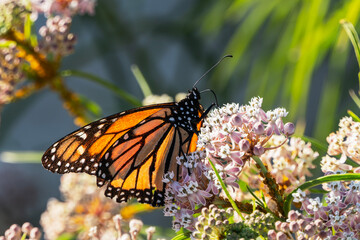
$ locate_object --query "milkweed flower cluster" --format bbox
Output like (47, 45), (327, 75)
(0, 0), (98, 124)
(267, 116), (360, 239)
(41, 173), (122, 240)
(31, 0), (96, 16)
(0, 44), (25, 105)
(0, 222), (41, 240)
(162, 151), (221, 231)
(270, 183), (360, 239)
(323, 116), (360, 173)
(38, 16), (76, 58)
(243, 136), (318, 197)
(197, 98), (294, 189)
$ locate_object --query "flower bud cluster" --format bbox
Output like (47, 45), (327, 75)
(324, 116), (360, 173)
(197, 98), (294, 188)
(223, 222), (259, 240)
(31, 0), (96, 16)
(193, 205), (234, 239)
(0, 43), (25, 105)
(243, 210), (276, 237)
(89, 215), (157, 240)
(38, 16), (76, 58)
(0, 222), (41, 240)
(193, 205), (259, 240)
(162, 151), (220, 231)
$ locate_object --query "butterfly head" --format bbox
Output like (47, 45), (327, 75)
(188, 87), (201, 101)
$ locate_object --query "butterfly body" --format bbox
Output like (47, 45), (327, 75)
(42, 88), (204, 206)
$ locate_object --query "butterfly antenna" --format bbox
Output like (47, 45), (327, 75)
(200, 89), (219, 107)
(193, 55), (233, 88)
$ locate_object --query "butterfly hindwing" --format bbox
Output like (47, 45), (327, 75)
(97, 108), (197, 206)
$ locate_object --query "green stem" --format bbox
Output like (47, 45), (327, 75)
(246, 186), (278, 219)
(21, 233), (26, 240)
(207, 158), (244, 220)
(131, 65), (152, 97)
(252, 156), (285, 218)
(61, 70), (141, 107)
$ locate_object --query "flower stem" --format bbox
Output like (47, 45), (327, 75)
(131, 65), (152, 98)
(207, 158), (244, 220)
(51, 76), (90, 126)
(252, 156), (285, 218)
(61, 69), (141, 107)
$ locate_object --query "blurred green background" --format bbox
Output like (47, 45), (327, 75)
(1, 0), (360, 233)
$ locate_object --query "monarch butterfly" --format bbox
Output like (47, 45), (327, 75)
(42, 56), (231, 207)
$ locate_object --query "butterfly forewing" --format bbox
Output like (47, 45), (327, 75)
(42, 104), (176, 175)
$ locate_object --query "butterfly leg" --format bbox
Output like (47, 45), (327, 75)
(190, 103), (216, 135)
(201, 102), (217, 119)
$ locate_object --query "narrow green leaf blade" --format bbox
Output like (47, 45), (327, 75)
(131, 65), (152, 98)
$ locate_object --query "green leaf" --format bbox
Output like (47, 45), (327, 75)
(341, 19), (360, 93)
(0, 151), (42, 163)
(349, 89), (360, 109)
(348, 110), (360, 121)
(238, 179), (249, 192)
(56, 233), (77, 240)
(171, 229), (191, 240)
(346, 157), (360, 168)
(300, 135), (327, 152)
(341, 20), (360, 74)
(284, 173), (360, 215)
(246, 186), (265, 208)
(308, 188), (329, 194)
